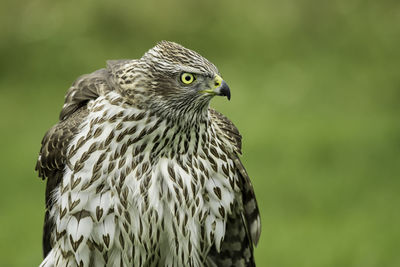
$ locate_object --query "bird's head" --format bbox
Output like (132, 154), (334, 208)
(120, 41), (230, 119)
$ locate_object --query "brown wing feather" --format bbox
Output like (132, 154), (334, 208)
(35, 68), (113, 257)
(209, 108), (261, 245)
(209, 109), (261, 266)
(207, 206), (256, 267)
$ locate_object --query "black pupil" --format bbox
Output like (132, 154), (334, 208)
(185, 75), (191, 81)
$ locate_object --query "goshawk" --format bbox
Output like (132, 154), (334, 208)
(36, 41), (260, 267)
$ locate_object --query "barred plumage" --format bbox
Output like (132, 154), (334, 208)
(36, 41), (260, 267)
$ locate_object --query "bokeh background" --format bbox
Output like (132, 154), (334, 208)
(1, 0), (399, 266)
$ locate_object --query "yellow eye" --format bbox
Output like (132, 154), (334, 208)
(180, 73), (195, 84)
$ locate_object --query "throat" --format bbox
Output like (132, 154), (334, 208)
(154, 111), (210, 159)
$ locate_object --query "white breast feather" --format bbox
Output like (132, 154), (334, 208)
(42, 92), (239, 267)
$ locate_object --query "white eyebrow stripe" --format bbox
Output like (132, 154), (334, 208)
(178, 66), (208, 75)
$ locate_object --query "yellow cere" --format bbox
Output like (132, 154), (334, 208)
(181, 73), (195, 84)
(200, 75), (224, 96)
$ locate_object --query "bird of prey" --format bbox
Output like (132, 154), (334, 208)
(36, 41), (260, 267)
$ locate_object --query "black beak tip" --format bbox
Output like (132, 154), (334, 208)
(220, 81), (231, 101)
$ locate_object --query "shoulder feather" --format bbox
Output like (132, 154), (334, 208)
(37, 67), (113, 177)
(60, 68), (111, 120)
(209, 108), (242, 154)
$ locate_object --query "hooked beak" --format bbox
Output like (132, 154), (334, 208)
(200, 74), (231, 100)
(215, 80), (231, 100)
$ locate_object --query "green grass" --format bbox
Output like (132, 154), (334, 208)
(1, 0), (399, 266)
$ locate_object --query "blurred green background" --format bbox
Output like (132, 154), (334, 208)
(1, 0), (399, 266)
